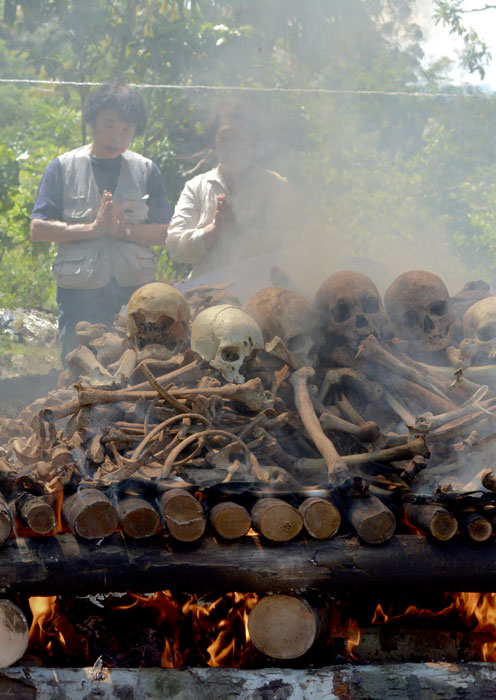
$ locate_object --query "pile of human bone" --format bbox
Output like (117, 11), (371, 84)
(2, 270), (496, 547)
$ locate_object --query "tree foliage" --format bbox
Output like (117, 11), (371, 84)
(1, 0), (496, 308)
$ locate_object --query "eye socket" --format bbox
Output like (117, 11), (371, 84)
(287, 334), (307, 352)
(362, 296), (379, 314)
(221, 347), (240, 362)
(402, 309), (419, 328)
(429, 300), (447, 316)
(477, 322), (496, 342)
(332, 302), (351, 323)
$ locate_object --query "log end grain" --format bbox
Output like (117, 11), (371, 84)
(298, 497), (341, 540)
(251, 498), (303, 542)
(0, 599), (29, 667)
(248, 594), (325, 659)
(209, 502), (251, 540)
(118, 498), (160, 539)
(160, 489), (206, 543)
(347, 495), (396, 545)
(63, 490), (118, 540)
(23, 501), (56, 536)
(429, 510), (458, 542)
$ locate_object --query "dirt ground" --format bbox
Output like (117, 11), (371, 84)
(0, 308), (62, 416)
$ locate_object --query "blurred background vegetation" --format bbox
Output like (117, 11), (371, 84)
(1, 0), (496, 309)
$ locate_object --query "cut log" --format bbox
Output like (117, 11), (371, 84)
(251, 498), (303, 542)
(356, 625), (482, 663)
(159, 489), (206, 542)
(248, 594), (328, 659)
(459, 510), (493, 543)
(403, 503), (458, 541)
(0, 599), (29, 667)
(14, 494), (56, 535)
(298, 497), (341, 540)
(209, 501), (251, 540)
(62, 489), (118, 540)
(5, 664), (496, 700)
(0, 493), (13, 547)
(117, 496), (160, 539)
(344, 494), (396, 545)
(1, 534), (496, 596)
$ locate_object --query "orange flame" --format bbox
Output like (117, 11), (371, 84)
(452, 592), (496, 661)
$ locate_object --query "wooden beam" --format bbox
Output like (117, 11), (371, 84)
(0, 534), (496, 597)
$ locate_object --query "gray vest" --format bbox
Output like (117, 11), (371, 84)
(52, 145), (157, 289)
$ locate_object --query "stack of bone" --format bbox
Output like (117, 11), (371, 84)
(1, 271), (496, 549)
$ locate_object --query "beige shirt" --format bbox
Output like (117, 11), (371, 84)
(167, 166), (297, 278)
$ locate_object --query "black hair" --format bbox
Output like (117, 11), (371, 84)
(83, 81), (147, 135)
(203, 99), (259, 149)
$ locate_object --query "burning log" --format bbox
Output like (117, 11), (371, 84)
(209, 501), (251, 540)
(159, 488), (206, 542)
(251, 498), (303, 542)
(13, 493), (56, 535)
(247, 594), (328, 659)
(403, 502), (458, 541)
(62, 489), (118, 540)
(343, 493), (396, 545)
(117, 496), (160, 539)
(298, 496), (341, 539)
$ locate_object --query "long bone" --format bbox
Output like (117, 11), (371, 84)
(318, 367), (382, 405)
(77, 377), (272, 412)
(395, 352), (483, 398)
(65, 345), (114, 385)
(319, 412), (380, 443)
(355, 335), (449, 401)
(386, 376), (456, 415)
(289, 367), (351, 488)
(413, 386), (489, 434)
(264, 336), (302, 371)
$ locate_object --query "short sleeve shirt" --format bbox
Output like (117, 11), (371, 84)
(31, 154), (172, 224)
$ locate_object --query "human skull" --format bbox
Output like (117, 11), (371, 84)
(191, 304), (264, 383)
(126, 282), (190, 357)
(314, 271), (389, 359)
(463, 296), (496, 360)
(245, 287), (317, 366)
(384, 270), (454, 353)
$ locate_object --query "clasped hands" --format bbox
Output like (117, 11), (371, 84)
(91, 190), (143, 239)
(203, 193), (235, 249)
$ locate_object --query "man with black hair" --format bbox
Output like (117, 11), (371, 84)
(31, 81), (171, 360)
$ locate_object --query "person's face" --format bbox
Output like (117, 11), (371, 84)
(90, 108), (136, 158)
(215, 123), (253, 174)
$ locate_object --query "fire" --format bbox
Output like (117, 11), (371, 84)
(27, 591), (259, 668)
(452, 593), (496, 661)
(28, 596), (88, 662)
(372, 592), (496, 661)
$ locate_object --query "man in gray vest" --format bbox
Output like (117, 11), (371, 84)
(31, 81), (172, 361)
